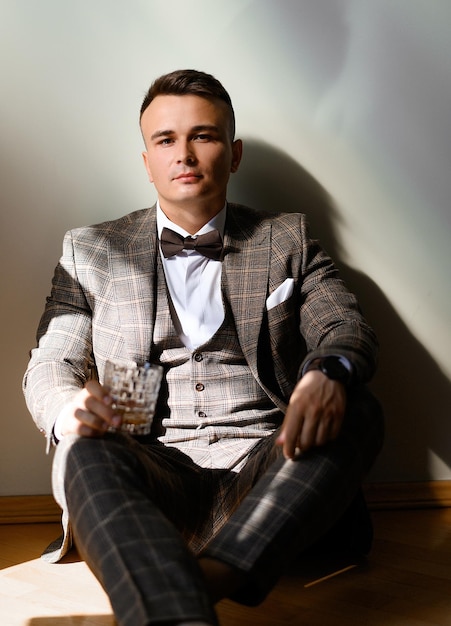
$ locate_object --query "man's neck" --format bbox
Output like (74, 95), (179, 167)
(158, 199), (225, 235)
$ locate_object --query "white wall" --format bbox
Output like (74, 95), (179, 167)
(1, 0), (450, 495)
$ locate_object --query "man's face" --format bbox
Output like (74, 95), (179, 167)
(141, 94), (242, 215)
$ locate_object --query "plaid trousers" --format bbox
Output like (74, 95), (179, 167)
(52, 387), (383, 626)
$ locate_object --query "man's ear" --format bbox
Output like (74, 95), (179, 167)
(230, 139), (243, 173)
(142, 151), (154, 183)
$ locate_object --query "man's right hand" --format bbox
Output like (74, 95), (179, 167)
(56, 380), (120, 438)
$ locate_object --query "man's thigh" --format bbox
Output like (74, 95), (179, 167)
(202, 386), (384, 580)
(57, 433), (217, 541)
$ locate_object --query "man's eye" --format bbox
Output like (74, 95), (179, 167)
(158, 138), (173, 145)
(194, 134), (212, 142)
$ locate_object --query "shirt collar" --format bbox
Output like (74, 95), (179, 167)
(156, 201), (227, 239)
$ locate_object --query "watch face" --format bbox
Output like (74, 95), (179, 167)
(322, 357), (350, 384)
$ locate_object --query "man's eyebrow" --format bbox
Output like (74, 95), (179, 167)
(150, 129), (174, 141)
(150, 125), (221, 141)
(190, 124), (220, 133)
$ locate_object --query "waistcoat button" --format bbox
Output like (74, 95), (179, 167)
(194, 353), (203, 362)
(195, 383), (205, 391)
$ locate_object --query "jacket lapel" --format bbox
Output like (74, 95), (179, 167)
(108, 208), (158, 365)
(223, 204), (271, 373)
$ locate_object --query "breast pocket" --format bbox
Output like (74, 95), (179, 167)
(266, 278), (295, 311)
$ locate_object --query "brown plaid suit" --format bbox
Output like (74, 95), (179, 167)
(24, 204), (383, 624)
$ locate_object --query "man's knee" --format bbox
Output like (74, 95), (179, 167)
(52, 433), (126, 505)
(346, 386), (385, 463)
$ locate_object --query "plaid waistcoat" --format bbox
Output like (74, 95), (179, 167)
(151, 258), (281, 470)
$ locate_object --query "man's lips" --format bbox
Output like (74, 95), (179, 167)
(173, 172), (202, 181)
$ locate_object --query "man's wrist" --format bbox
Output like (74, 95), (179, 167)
(302, 355), (353, 386)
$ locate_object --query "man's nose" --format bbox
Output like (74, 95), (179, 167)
(177, 141), (197, 164)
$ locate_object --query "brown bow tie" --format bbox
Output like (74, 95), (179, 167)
(160, 227), (223, 261)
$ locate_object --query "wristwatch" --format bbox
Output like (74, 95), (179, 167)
(303, 356), (352, 386)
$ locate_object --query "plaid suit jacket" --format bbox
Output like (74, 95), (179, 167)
(24, 203), (378, 450)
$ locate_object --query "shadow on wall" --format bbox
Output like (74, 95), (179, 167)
(228, 138), (451, 482)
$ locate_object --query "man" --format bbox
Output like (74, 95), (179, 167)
(24, 69), (384, 626)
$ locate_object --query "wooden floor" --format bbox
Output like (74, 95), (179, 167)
(1, 508), (451, 625)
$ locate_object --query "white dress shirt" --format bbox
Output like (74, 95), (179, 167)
(156, 202), (226, 350)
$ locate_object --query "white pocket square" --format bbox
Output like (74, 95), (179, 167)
(266, 278), (294, 310)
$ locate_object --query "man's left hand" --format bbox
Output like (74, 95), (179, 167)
(276, 371), (346, 459)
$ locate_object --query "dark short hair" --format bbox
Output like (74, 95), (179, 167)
(140, 69), (236, 138)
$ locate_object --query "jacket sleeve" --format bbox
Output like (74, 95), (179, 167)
(23, 229), (95, 448)
(296, 214), (378, 384)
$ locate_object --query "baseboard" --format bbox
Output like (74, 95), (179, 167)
(364, 480), (451, 510)
(0, 495), (61, 524)
(1, 481), (450, 524)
